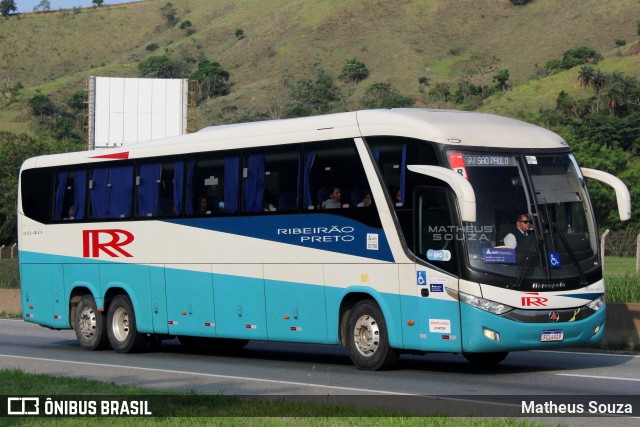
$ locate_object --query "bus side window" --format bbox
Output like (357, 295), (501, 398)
(54, 169), (87, 221)
(303, 139), (369, 212)
(187, 152), (239, 216)
(21, 168), (52, 224)
(89, 165), (133, 219)
(242, 145), (301, 214)
(135, 160), (183, 218)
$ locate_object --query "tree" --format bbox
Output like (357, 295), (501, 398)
(577, 65), (594, 88)
(428, 82), (453, 105)
(28, 93), (55, 118)
(92, 0), (104, 6)
(138, 55), (176, 78)
(288, 63), (341, 115)
(190, 58), (231, 102)
(361, 83), (414, 109)
(590, 69), (607, 114)
(0, 132), (79, 244)
(33, 0), (51, 12)
(160, 2), (178, 26)
(340, 58), (369, 85)
(462, 53), (499, 98)
(0, 0), (17, 17)
(66, 90), (86, 112)
(604, 72), (638, 117)
(492, 69), (510, 92)
(561, 46), (603, 69)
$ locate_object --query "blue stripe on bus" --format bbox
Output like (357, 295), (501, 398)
(559, 293), (603, 300)
(163, 214), (395, 262)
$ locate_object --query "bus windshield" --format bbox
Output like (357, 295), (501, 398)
(448, 151), (599, 283)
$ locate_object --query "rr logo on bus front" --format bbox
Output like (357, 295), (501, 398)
(521, 292), (548, 307)
(83, 229), (134, 258)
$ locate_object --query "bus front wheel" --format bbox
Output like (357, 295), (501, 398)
(463, 351), (509, 365)
(74, 295), (109, 351)
(107, 295), (147, 353)
(346, 300), (399, 370)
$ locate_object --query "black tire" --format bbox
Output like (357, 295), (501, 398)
(346, 300), (399, 370)
(74, 295), (109, 351)
(106, 295), (148, 353)
(463, 351), (509, 365)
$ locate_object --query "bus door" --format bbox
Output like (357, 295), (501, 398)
(414, 186), (462, 352)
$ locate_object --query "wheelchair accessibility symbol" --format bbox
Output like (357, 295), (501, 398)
(548, 252), (561, 268)
(417, 271), (427, 286)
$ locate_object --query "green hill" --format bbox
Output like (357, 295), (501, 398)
(1, 0), (639, 131)
(0, 0), (639, 242)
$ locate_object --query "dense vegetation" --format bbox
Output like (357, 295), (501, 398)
(0, 0), (639, 244)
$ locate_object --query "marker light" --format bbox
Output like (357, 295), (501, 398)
(592, 323), (603, 336)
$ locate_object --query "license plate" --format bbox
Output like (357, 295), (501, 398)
(541, 330), (564, 342)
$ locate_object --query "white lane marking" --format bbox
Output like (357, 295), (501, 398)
(533, 350), (640, 359)
(554, 373), (640, 382)
(0, 353), (414, 395)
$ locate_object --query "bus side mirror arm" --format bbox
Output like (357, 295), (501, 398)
(581, 168), (631, 221)
(407, 165), (476, 222)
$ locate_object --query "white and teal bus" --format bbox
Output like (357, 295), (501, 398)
(18, 109), (631, 370)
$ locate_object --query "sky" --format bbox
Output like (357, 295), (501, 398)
(16, 0), (141, 13)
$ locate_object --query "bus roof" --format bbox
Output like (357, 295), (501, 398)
(23, 109), (568, 169)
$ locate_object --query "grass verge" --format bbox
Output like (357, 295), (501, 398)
(0, 369), (552, 426)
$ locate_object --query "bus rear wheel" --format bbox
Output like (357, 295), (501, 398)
(107, 295), (147, 353)
(74, 295), (109, 351)
(463, 351), (509, 365)
(346, 300), (398, 370)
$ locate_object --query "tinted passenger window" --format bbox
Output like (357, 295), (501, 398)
(89, 165), (133, 219)
(136, 160), (183, 217)
(242, 145), (300, 214)
(54, 169), (87, 221)
(365, 136), (439, 210)
(21, 168), (52, 223)
(187, 151), (240, 215)
(303, 139), (370, 211)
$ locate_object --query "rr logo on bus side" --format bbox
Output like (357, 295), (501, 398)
(521, 292), (548, 307)
(83, 229), (134, 258)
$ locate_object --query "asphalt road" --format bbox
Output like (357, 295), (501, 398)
(1, 318), (639, 425)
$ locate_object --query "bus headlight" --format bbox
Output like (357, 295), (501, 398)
(586, 295), (605, 311)
(448, 288), (514, 315)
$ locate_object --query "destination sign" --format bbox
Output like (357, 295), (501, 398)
(463, 154), (515, 167)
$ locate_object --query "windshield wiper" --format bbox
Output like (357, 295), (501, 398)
(509, 237), (543, 289)
(551, 222), (588, 286)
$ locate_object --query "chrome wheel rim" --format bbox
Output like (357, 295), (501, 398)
(112, 307), (130, 342)
(353, 314), (380, 357)
(78, 306), (97, 339)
